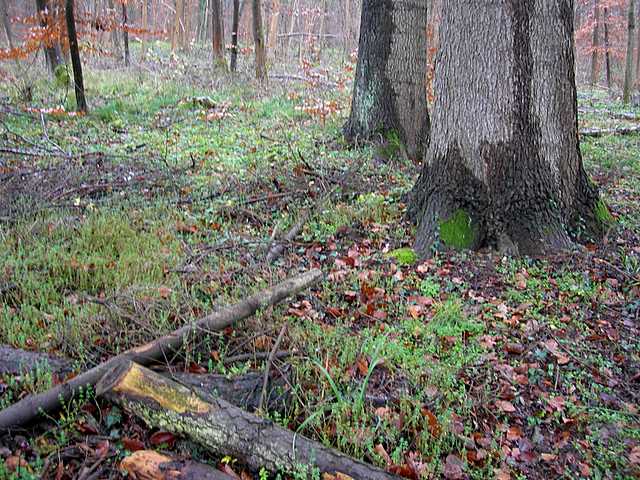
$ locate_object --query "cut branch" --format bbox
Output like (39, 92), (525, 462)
(98, 362), (401, 480)
(0, 269), (322, 430)
(580, 125), (640, 137)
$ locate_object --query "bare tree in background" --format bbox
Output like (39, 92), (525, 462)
(253, 0), (267, 80)
(623, 0), (636, 103)
(65, 0), (87, 112)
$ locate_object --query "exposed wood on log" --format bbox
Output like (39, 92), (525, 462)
(0, 345), (73, 377)
(0, 270), (322, 430)
(98, 362), (400, 480)
(580, 125), (640, 137)
(120, 450), (235, 479)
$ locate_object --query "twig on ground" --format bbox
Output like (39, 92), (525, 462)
(259, 324), (288, 413)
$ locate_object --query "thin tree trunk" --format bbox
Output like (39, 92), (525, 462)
(636, 3), (640, 85)
(107, 0), (121, 57)
(590, 0), (600, 85)
(122, 1), (130, 66)
(604, 6), (611, 90)
(409, 0), (607, 256)
(0, 0), (14, 49)
(252, 0), (267, 80)
(172, 0), (183, 51)
(230, 0), (240, 71)
(212, 0), (226, 67)
(141, 0), (148, 58)
(35, 0), (62, 74)
(65, 0), (88, 113)
(286, 0), (298, 57)
(623, 0), (636, 104)
(345, 0), (430, 161)
(266, 0), (279, 55)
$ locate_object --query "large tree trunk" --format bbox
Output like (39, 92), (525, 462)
(212, 0), (226, 67)
(590, 0), (600, 85)
(409, 0), (608, 257)
(623, 0), (636, 104)
(230, 0), (240, 71)
(65, 0), (88, 113)
(141, 0), (148, 58)
(252, 0), (267, 80)
(98, 362), (401, 480)
(35, 0), (63, 74)
(344, 0), (430, 161)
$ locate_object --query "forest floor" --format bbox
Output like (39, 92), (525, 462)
(0, 47), (639, 480)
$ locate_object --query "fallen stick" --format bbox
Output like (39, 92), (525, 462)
(580, 125), (640, 137)
(121, 450), (235, 480)
(266, 210), (310, 263)
(98, 362), (400, 480)
(0, 269), (322, 430)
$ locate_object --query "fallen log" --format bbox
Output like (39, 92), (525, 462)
(0, 269), (322, 430)
(0, 345), (73, 377)
(120, 450), (235, 480)
(98, 362), (400, 480)
(580, 125), (640, 137)
(171, 370), (290, 413)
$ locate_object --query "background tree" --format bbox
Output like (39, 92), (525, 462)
(409, 0), (608, 256)
(121, 0), (130, 66)
(591, 0), (601, 84)
(65, 0), (87, 112)
(344, 0), (429, 160)
(252, 0), (267, 80)
(623, 0), (636, 102)
(212, 0), (225, 67)
(230, 0), (240, 71)
(35, 0), (62, 74)
(0, 0), (14, 50)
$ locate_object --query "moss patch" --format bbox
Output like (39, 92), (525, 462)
(387, 247), (418, 265)
(594, 198), (614, 224)
(439, 209), (475, 250)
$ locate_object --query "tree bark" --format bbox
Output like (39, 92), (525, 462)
(604, 6), (611, 90)
(252, 0), (267, 80)
(141, 0), (148, 58)
(623, 0), (636, 104)
(65, 0), (88, 113)
(230, 0), (240, 71)
(344, 0), (430, 161)
(212, 0), (226, 67)
(409, 0), (608, 256)
(0, 0), (14, 50)
(122, 1), (130, 66)
(590, 0), (600, 85)
(0, 270), (322, 430)
(97, 362), (401, 480)
(35, 0), (63, 74)
(266, 0), (280, 55)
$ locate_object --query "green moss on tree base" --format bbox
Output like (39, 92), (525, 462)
(594, 198), (614, 224)
(439, 209), (475, 250)
(387, 247), (418, 265)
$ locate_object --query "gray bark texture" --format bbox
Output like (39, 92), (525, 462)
(344, 0), (429, 161)
(623, 0), (636, 104)
(409, 0), (607, 256)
